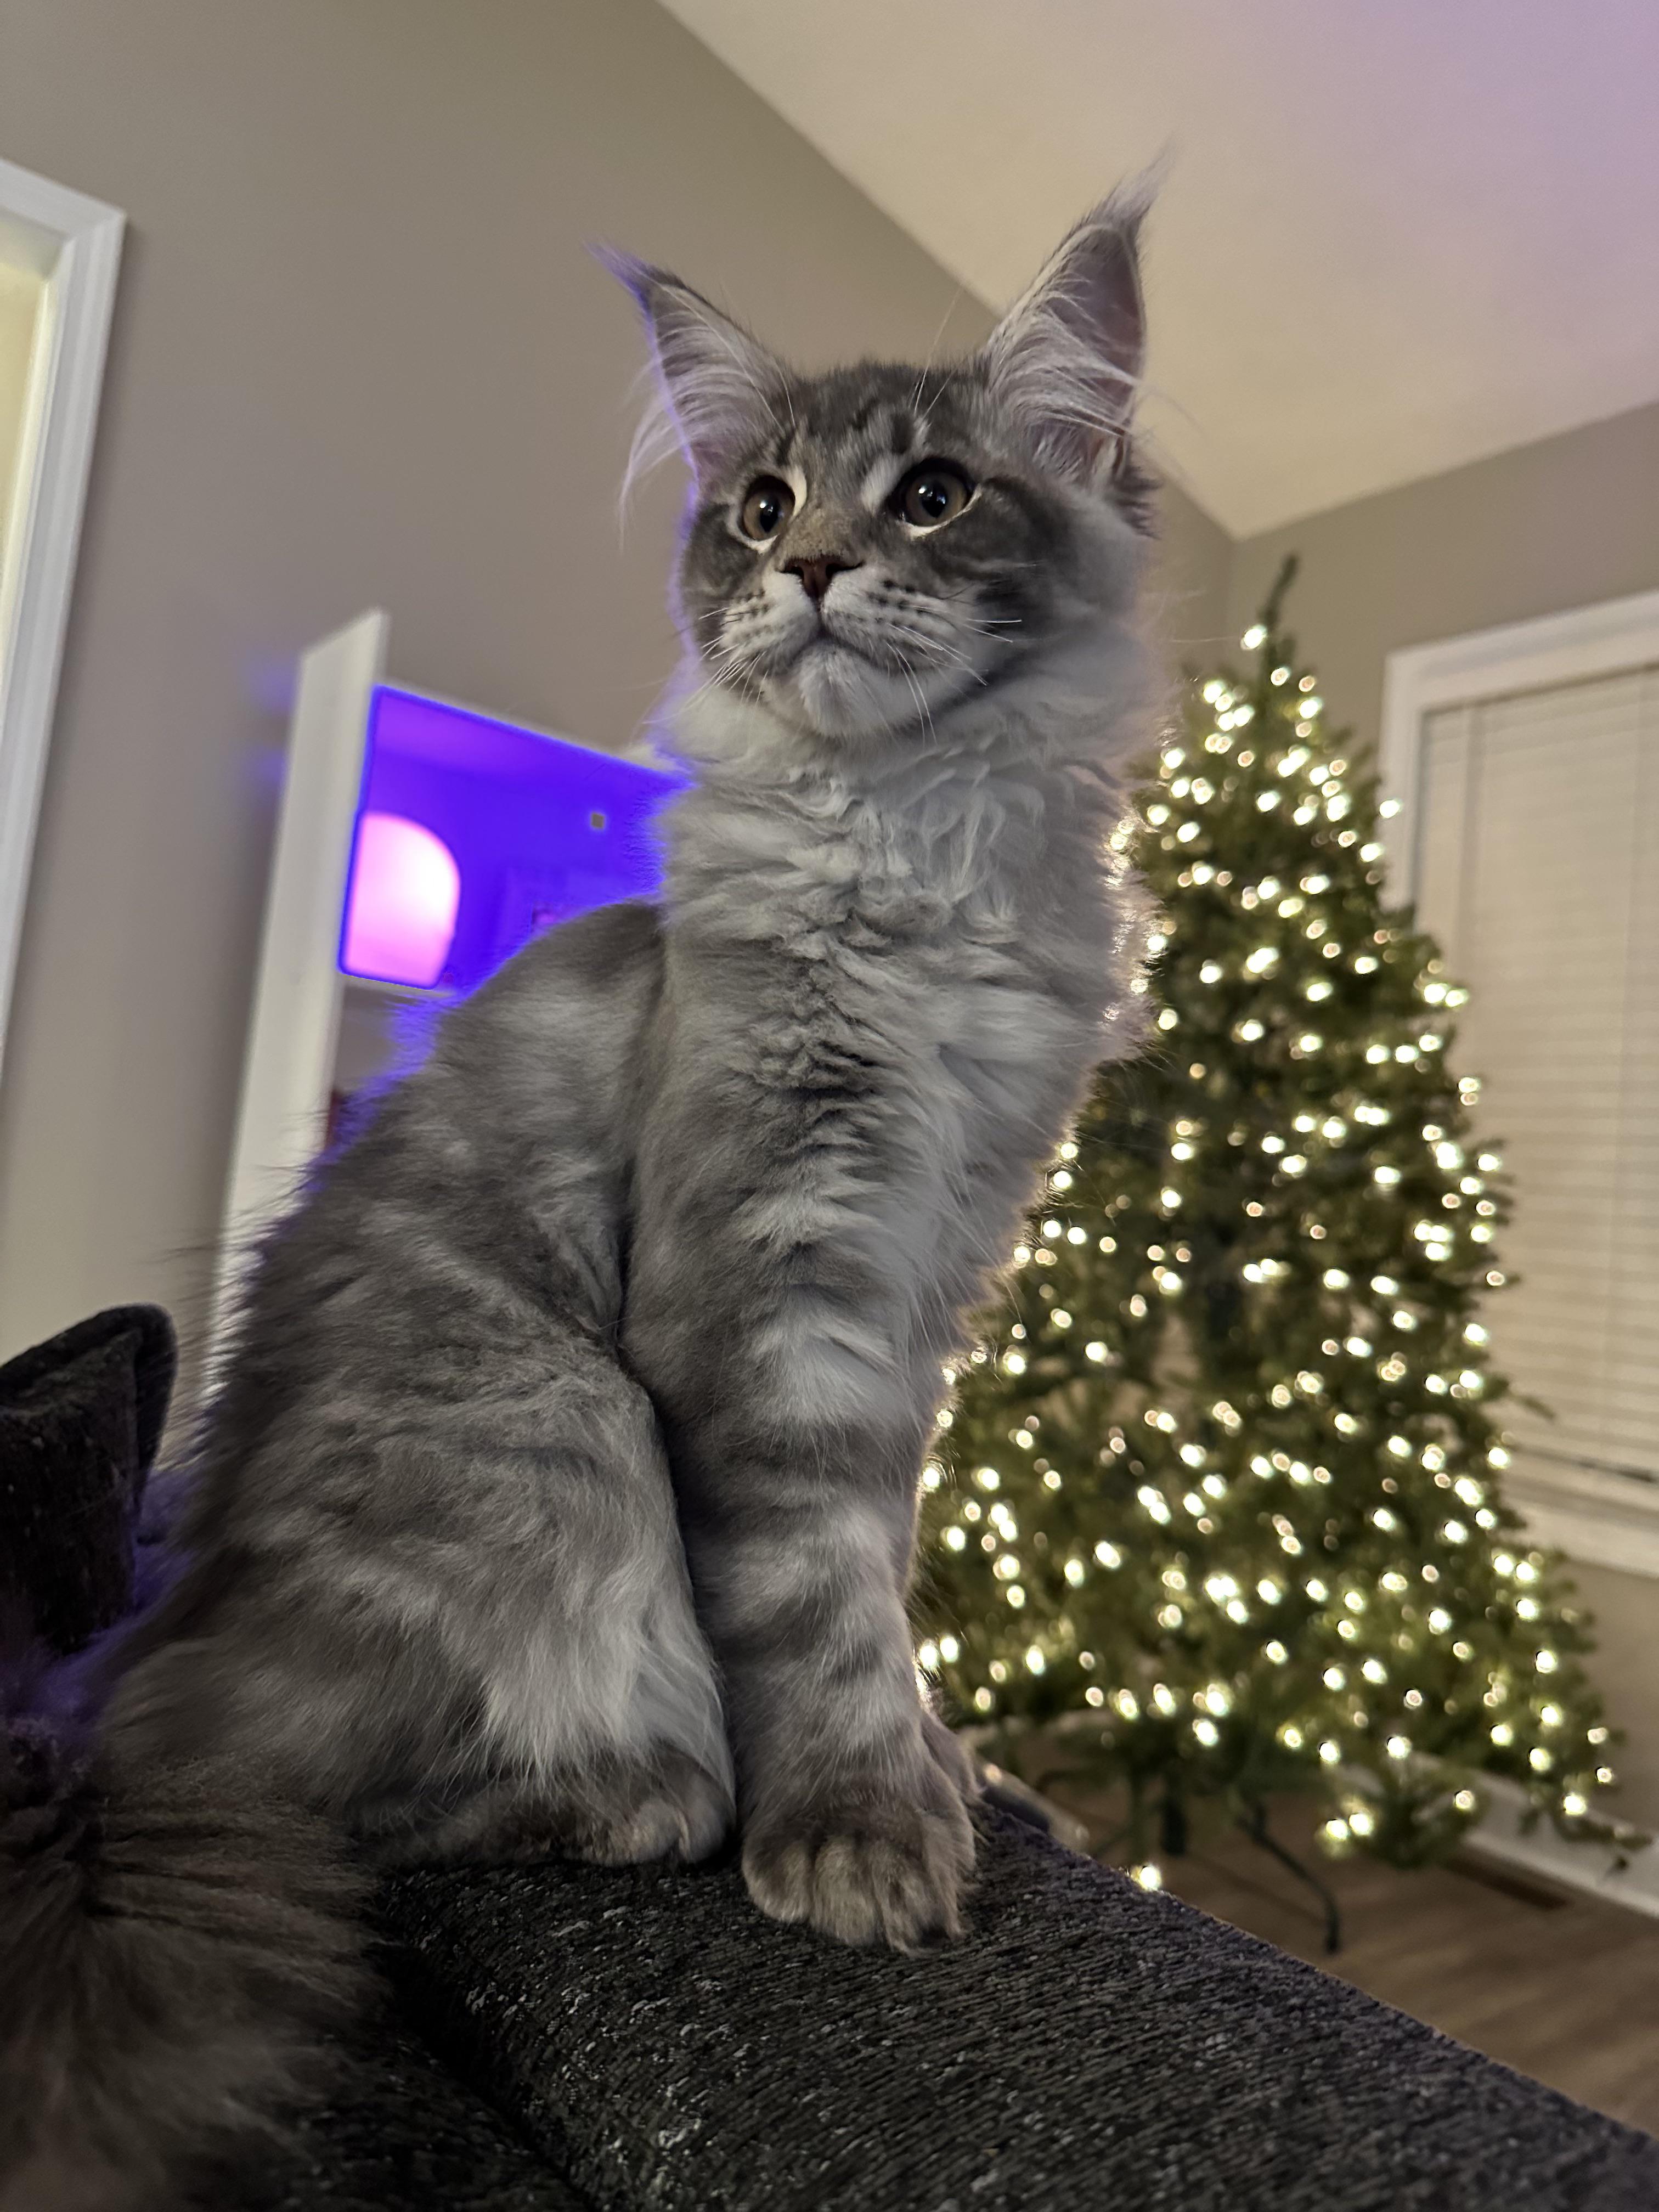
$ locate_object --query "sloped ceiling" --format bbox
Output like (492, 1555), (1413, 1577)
(658, 0), (1659, 535)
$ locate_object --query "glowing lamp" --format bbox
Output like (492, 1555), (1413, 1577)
(343, 811), (461, 987)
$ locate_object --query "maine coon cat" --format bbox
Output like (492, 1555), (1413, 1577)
(1, 184), (1158, 2207)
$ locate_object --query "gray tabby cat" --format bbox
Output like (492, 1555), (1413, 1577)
(1, 185), (1156, 2207)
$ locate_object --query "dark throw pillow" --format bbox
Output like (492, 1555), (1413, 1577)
(0, 1305), (177, 1657)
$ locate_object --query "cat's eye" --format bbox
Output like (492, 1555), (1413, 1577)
(895, 462), (972, 529)
(738, 476), (795, 541)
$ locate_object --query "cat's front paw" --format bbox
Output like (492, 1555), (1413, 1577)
(571, 1748), (734, 1867)
(742, 1750), (975, 1950)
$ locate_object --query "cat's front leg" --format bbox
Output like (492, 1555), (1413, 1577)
(625, 960), (980, 1947)
(646, 1397), (978, 1949)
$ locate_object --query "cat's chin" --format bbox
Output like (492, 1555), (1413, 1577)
(766, 640), (964, 748)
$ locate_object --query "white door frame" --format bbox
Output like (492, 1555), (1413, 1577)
(1379, 588), (1659, 1577)
(213, 610), (388, 1341)
(0, 156), (125, 1090)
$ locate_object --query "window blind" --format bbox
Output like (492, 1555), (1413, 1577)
(1415, 665), (1659, 1498)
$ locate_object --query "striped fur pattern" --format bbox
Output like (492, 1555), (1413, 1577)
(1, 189), (1158, 2204)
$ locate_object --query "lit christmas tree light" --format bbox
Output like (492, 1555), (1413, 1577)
(919, 559), (1632, 1889)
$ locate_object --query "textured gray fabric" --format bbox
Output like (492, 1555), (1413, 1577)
(259, 2017), (592, 2212)
(369, 1807), (1659, 2212)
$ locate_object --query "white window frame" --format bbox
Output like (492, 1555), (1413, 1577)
(0, 156), (125, 1091)
(1379, 588), (1659, 1579)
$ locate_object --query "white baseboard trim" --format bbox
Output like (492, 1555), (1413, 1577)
(1463, 1774), (1659, 1921)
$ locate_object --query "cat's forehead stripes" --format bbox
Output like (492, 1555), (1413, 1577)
(856, 416), (938, 511)
(856, 452), (904, 512)
(764, 368), (975, 515)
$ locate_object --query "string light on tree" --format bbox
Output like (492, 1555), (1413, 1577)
(918, 557), (1631, 1884)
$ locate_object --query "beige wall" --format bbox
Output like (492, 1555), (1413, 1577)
(1564, 1562), (1659, 1830)
(1150, 471), (1234, 673)
(1225, 399), (1659, 759)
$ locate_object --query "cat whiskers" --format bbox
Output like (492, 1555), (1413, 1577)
(687, 616), (760, 704)
(891, 650), (938, 746)
(881, 621), (989, 691)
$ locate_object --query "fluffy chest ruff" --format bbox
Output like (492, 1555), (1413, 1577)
(654, 713), (1148, 1362)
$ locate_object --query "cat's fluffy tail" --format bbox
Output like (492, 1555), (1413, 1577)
(1, 1709), (367, 2211)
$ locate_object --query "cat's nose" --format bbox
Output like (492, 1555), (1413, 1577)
(784, 555), (861, 605)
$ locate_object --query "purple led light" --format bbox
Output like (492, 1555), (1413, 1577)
(338, 687), (686, 994)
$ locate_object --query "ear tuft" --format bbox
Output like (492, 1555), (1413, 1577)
(597, 247), (786, 492)
(980, 174), (1153, 486)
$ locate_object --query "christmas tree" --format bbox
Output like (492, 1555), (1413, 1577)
(918, 560), (1626, 1887)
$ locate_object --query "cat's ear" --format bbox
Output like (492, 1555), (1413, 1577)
(601, 251), (785, 489)
(979, 178), (1152, 484)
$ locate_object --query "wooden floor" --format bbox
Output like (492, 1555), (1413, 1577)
(1040, 1779), (1659, 2136)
